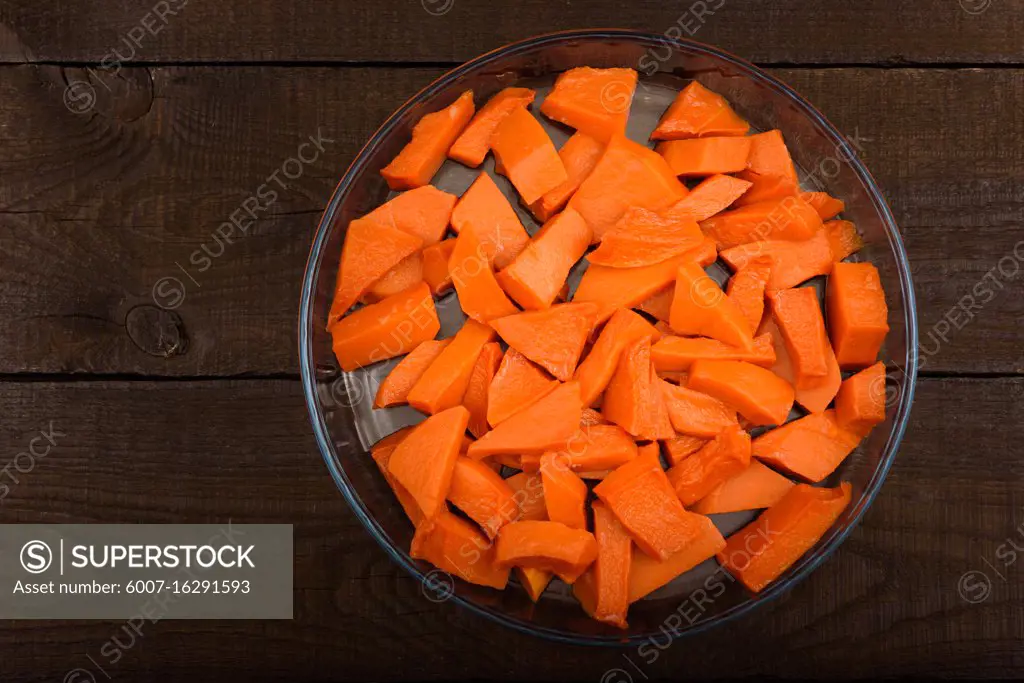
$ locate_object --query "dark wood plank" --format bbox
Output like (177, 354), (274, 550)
(2, 1), (1023, 65)
(1, 65), (1021, 376)
(0, 65), (439, 376)
(0, 376), (1020, 680)
(778, 68), (1024, 376)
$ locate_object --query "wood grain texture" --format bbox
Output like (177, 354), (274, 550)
(1, 3), (1017, 680)
(0, 64), (439, 376)
(0, 376), (1019, 681)
(1, 0), (1023, 66)
(1, 65), (1021, 376)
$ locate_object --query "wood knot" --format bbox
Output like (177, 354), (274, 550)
(61, 66), (154, 123)
(125, 304), (188, 358)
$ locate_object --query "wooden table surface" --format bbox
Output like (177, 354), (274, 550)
(2, 1), (1022, 680)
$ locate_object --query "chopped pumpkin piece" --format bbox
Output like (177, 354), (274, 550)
(449, 87), (536, 167)
(720, 229), (833, 292)
(495, 520), (598, 584)
(421, 238), (457, 295)
(407, 319), (496, 415)
(602, 336), (674, 441)
(516, 567), (553, 602)
(657, 136), (752, 176)
(574, 308), (661, 406)
(669, 173), (752, 221)
(447, 456), (519, 538)
(574, 246), (707, 326)
(487, 348), (560, 427)
(559, 423), (639, 472)
(387, 405), (470, 519)
(449, 224), (520, 324)
(539, 453), (589, 530)
(467, 382), (583, 459)
(382, 89), (475, 190)
(491, 105), (568, 205)
(734, 129), (800, 205)
(568, 134), (688, 241)
(800, 191), (845, 220)
(594, 445), (712, 560)
(330, 282), (440, 372)
(587, 206), (703, 268)
(374, 339), (451, 408)
(496, 208), (592, 310)
(827, 262), (889, 369)
(491, 303), (598, 381)
(628, 514), (725, 601)
(669, 261), (755, 350)
(691, 460), (796, 515)
(659, 378), (739, 438)
(370, 427), (424, 526)
(530, 133), (605, 221)
(666, 425), (751, 506)
(462, 341), (504, 438)
(687, 359), (795, 427)
(574, 501), (632, 628)
(450, 173), (530, 268)
(834, 361), (887, 436)
(411, 508), (510, 589)
(651, 81), (749, 140)
(824, 219), (865, 262)
(700, 195), (822, 250)
(717, 482), (851, 592)
(758, 314), (841, 414)
(327, 217), (423, 325)
(363, 185), (457, 245)
(770, 286), (830, 380)
(540, 67), (638, 142)
(752, 410), (861, 482)
(650, 333), (775, 374)
(362, 253), (425, 303)
(726, 256), (772, 335)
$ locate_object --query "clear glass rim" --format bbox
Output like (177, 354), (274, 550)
(298, 29), (919, 647)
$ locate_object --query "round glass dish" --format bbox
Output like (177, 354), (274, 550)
(299, 29), (918, 645)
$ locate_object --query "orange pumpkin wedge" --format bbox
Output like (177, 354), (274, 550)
(387, 405), (470, 520)
(540, 67), (638, 142)
(363, 185), (457, 245)
(467, 381), (584, 459)
(374, 339), (451, 408)
(491, 303), (598, 382)
(330, 282), (440, 372)
(717, 482), (851, 592)
(491, 105), (568, 205)
(450, 172), (530, 269)
(382, 90), (475, 190)
(530, 133), (605, 222)
(651, 81), (749, 140)
(495, 520), (598, 584)
(569, 134), (687, 241)
(327, 217), (423, 326)
(594, 445), (713, 561)
(449, 87), (536, 168)
(496, 208), (592, 310)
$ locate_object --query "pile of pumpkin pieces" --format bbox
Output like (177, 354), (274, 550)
(327, 67), (890, 628)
